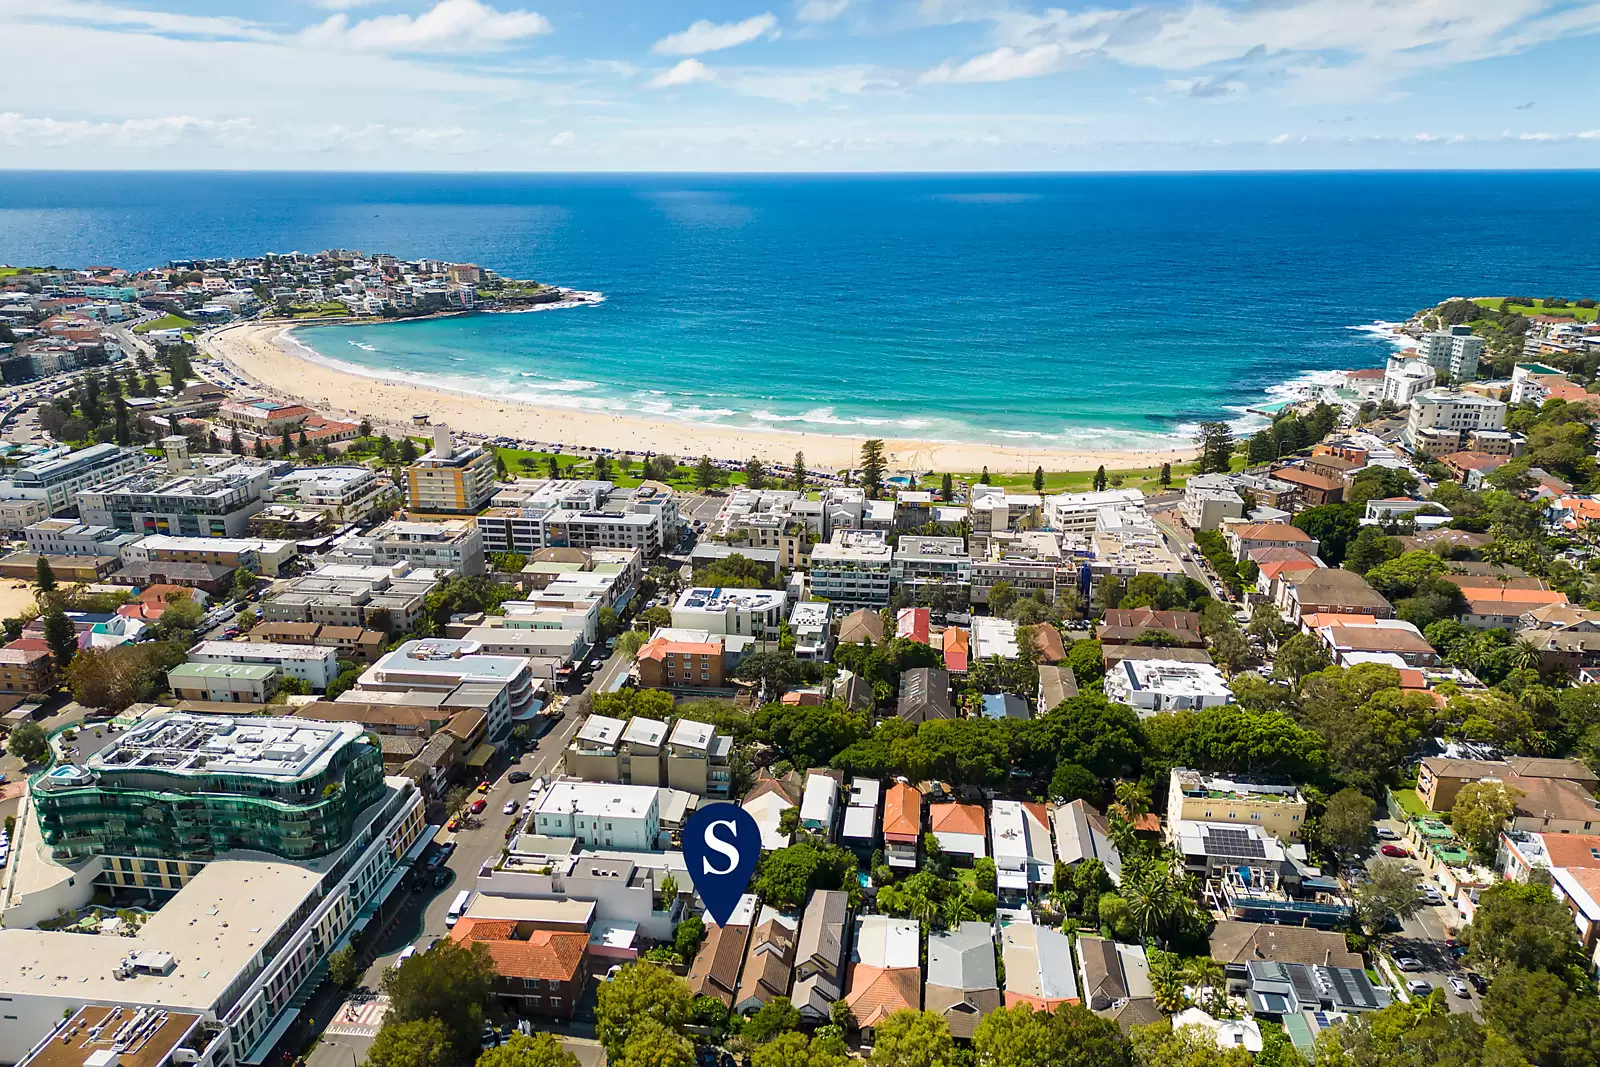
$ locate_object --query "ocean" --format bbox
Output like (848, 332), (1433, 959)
(3, 170), (1598, 448)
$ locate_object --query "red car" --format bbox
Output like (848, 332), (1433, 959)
(1380, 844), (1410, 858)
(469, 799), (487, 814)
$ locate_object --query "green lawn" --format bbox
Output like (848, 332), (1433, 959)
(133, 313), (197, 334)
(494, 446), (772, 492)
(1391, 787), (1434, 820)
(1472, 297), (1598, 322)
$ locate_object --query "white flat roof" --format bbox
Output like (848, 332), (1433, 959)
(535, 780), (657, 820)
(621, 716), (668, 748)
(852, 914), (919, 969)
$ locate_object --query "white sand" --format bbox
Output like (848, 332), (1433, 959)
(203, 322), (1197, 474)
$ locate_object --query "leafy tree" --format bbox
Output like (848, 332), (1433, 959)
(1131, 1023), (1252, 1067)
(672, 915), (705, 961)
(43, 606), (77, 669)
(1465, 880), (1585, 977)
(859, 439), (886, 498)
(1093, 465), (1108, 492)
(1452, 781), (1523, 858)
(1353, 859), (1423, 935)
(328, 944), (361, 988)
(615, 1020), (694, 1067)
(368, 1018), (454, 1067)
(753, 1032), (849, 1067)
(1064, 639), (1105, 685)
(696, 552), (779, 589)
(476, 1033), (581, 1067)
(34, 557), (56, 592)
(595, 963), (693, 1059)
(988, 580), (1017, 618)
(589, 687), (676, 722)
(972, 1003), (1131, 1067)
(752, 838), (858, 910)
(939, 472), (954, 500)
(792, 451), (807, 492)
(868, 1010), (954, 1067)
(1321, 788), (1376, 852)
(1293, 503), (1362, 565)
(1050, 763), (1099, 802)
(6, 720), (47, 765)
(1021, 690), (1144, 780)
(67, 641), (188, 710)
(1482, 967), (1600, 1067)
(382, 939), (498, 1065)
(1033, 466), (1045, 491)
(1272, 633), (1332, 689)
(1147, 704), (1328, 780)
(745, 456), (767, 490)
(1344, 526), (1401, 575)
(744, 997), (802, 1043)
(1310, 998), (1529, 1067)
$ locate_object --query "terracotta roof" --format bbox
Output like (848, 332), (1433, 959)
(883, 782), (922, 839)
(1272, 467), (1344, 492)
(1230, 523), (1313, 542)
(1461, 588), (1568, 611)
(1102, 607), (1201, 633)
(844, 965), (921, 1026)
(1346, 368), (1385, 380)
(1442, 451), (1506, 473)
(638, 637), (722, 660)
(1258, 556), (1322, 581)
(943, 627), (969, 673)
(1322, 624), (1436, 654)
(735, 919), (795, 1008)
(1032, 624), (1066, 663)
(1536, 833), (1600, 869)
(450, 920), (587, 982)
(930, 802), (985, 837)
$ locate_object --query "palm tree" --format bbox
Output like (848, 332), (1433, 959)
(1121, 870), (1170, 939)
(1509, 639), (1542, 672)
(940, 891), (977, 931)
(1183, 957), (1228, 1017)
(1146, 951), (1189, 1014)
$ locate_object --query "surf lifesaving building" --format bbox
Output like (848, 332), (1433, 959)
(0, 713), (427, 1066)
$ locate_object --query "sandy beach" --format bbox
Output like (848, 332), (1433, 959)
(203, 321), (1197, 474)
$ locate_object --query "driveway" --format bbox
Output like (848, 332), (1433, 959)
(1368, 815), (1481, 1017)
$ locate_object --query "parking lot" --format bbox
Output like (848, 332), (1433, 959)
(1367, 814), (1482, 1016)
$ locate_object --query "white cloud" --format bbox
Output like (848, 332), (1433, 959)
(308, 0), (388, 8)
(648, 57), (714, 88)
(549, 129), (575, 146)
(301, 0), (552, 53)
(0, 0), (274, 40)
(921, 43), (1072, 84)
(652, 12), (778, 56)
(795, 0), (848, 24)
(0, 111), (255, 149)
(722, 64), (890, 103)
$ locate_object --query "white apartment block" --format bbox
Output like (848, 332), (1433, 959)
(808, 530), (894, 609)
(187, 640), (341, 690)
(969, 487), (1044, 539)
(267, 465), (386, 519)
(479, 479), (679, 558)
(1180, 475), (1245, 532)
(1403, 388), (1508, 458)
(23, 519), (139, 558)
(357, 519), (485, 577)
(892, 536), (972, 598)
(1383, 357), (1437, 406)
(1104, 659), (1233, 716)
(1044, 488), (1147, 533)
(3, 443), (147, 514)
(531, 779), (661, 850)
(790, 601), (833, 661)
(1416, 325), (1485, 382)
(671, 585), (787, 638)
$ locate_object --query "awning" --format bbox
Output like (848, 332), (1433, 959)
(465, 742), (496, 767)
(402, 826), (442, 865)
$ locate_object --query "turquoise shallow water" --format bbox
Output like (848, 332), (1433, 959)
(3, 171), (1598, 447)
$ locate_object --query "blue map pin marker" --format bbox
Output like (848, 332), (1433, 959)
(682, 804), (762, 927)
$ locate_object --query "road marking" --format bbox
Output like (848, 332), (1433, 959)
(327, 995), (389, 1036)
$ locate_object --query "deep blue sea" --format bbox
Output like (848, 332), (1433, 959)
(2, 171), (1598, 448)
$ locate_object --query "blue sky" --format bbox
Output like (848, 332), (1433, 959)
(3, 0), (1600, 170)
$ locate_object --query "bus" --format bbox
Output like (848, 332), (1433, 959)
(446, 889), (472, 928)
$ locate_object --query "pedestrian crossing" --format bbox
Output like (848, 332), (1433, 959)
(325, 995), (388, 1037)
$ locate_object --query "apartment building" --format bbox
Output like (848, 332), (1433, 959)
(1104, 659), (1233, 715)
(266, 465), (387, 521)
(123, 534), (299, 577)
(78, 460), (274, 538)
(530, 779), (662, 850)
(479, 478), (679, 557)
(790, 601), (832, 661)
(1403, 389), (1509, 458)
(671, 585), (786, 638)
(2, 442), (146, 513)
(1382, 356), (1437, 406)
(357, 519), (485, 577)
(637, 634), (728, 690)
(166, 662), (278, 703)
(1168, 767), (1306, 842)
(808, 530), (894, 609)
(22, 519), (139, 558)
(264, 561), (443, 633)
(1417, 325), (1485, 381)
(713, 488), (811, 570)
(1181, 475), (1246, 531)
(353, 638), (539, 741)
(971, 533), (1060, 606)
(404, 428), (497, 514)
(893, 536), (971, 602)
(186, 640), (341, 690)
(1044, 488), (1146, 532)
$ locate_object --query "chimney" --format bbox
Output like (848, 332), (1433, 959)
(162, 435), (190, 473)
(433, 425), (454, 461)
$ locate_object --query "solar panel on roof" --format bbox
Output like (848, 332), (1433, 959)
(1204, 827), (1267, 858)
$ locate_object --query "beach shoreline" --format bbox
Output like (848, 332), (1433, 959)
(202, 321), (1201, 474)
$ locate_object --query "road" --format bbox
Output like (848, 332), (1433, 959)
(1369, 813), (1481, 1017)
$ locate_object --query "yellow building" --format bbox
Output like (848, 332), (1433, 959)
(405, 427), (498, 514)
(1167, 768), (1306, 842)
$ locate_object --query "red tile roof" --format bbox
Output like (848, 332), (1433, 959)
(929, 801), (985, 837)
(450, 920), (587, 982)
(942, 628), (969, 673)
(884, 782), (922, 841)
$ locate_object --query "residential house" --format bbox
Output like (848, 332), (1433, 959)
(1223, 523), (1318, 560)
(1001, 914), (1078, 1010)
(791, 889), (851, 1023)
(734, 916), (798, 1015)
(991, 800), (1055, 896)
(1245, 961), (1388, 1018)
(1097, 607), (1205, 648)
(897, 667), (955, 724)
(896, 607), (932, 645)
(1052, 800), (1124, 885)
(1278, 568), (1393, 624)
(925, 921), (1002, 1039)
(883, 782), (922, 869)
(1104, 659), (1233, 716)
(842, 777), (882, 853)
(800, 770), (842, 838)
(449, 916), (589, 1020)
(845, 916), (922, 1030)
(1076, 936), (1154, 1012)
(943, 627), (970, 675)
(929, 802), (987, 862)
(1168, 768), (1307, 843)
(838, 608), (885, 645)
(743, 778), (799, 852)
(1036, 664), (1078, 713)
(1207, 921), (1362, 984)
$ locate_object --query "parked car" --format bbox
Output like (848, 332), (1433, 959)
(1467, 971), (1489, 993)
(1375, 827), (1400, 840)
(469, 798), (487, 814)
(1406, 979), (1433, 996)
(1449, 977), (1471, 998)
(507, 771), (530, 784)
(1395, 957), (1423, 972)
(476, 781), (492, 794)
(1381, 844), (1411, 858)
(446, 818), (461, 832)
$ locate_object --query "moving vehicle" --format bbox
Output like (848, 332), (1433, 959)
(446, 889), (472, 928)
(1375, 827), (1400, 840)
(1381, 844), (1411, 858)
(502, 799), (517, 815)
(469, 798), (487, 814)
(508, 771), (530, 784)
(1406, 979), (1433, 996)
(1449, 977), (1471, 998)
(396, 943), (419, 965)
(1395, 957), (1423, 971)
(1467, 972), (1489, 993)
(476, 781), (492, 794)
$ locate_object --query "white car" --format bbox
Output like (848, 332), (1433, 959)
(1406, 979), (1433, 996)
(503, 800), (518, 815)
(1395, 957), (1423, 971)
(1449, 977), (1471, 998)
(1375, 827), (1400, 840)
